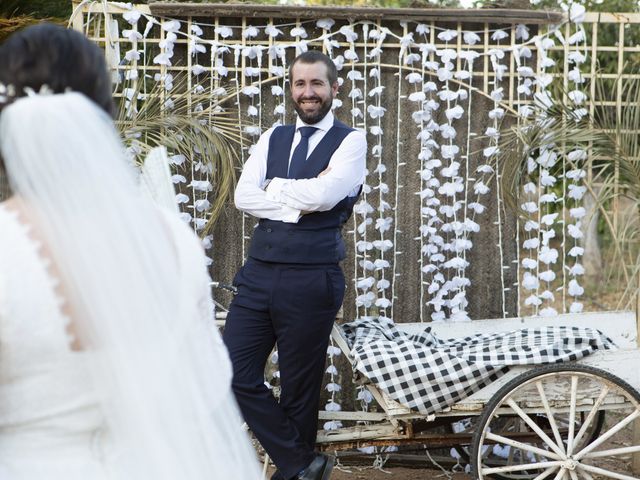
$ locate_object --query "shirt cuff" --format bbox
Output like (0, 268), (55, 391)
(265, 177), (288, 203)
(279, 204), (301, 223)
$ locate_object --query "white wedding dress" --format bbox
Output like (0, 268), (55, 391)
(0, 202), (256, 479)
(0, 91), (260, 480)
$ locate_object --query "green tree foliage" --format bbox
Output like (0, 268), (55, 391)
(0, 0), (71, 19)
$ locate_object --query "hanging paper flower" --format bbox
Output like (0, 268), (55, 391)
(416, 24), (429, 35)
(123, 9), (141, 25)
(316, 18), (335, 30)
(265, 24), (282, 38)
(290, 26), (308, 38)
(242, 85), (260, 96)
(462, 31), (481, 45)
(214, 25), (233, 38)
(123, 29), (143, 41)
(438, 29), (457, 42)
(161, 20), (180, 32)
(191, 64), (206, 76)
(339, 25), (358, 42)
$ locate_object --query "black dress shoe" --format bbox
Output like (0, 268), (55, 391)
(296, 454), (334, 480)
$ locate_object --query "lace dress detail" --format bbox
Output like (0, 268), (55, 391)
(0, 205), (107, 478)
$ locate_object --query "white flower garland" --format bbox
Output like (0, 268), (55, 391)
(370, 24), (393, 316)
(565, 8), (588, 313)
(484, 28), (510, 317)
(99, 2), (593, 432)
(519, 7), (587, 317)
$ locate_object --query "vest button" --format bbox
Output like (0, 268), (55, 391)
(267, 228), (272, 233)
(266, 245), (271, 250)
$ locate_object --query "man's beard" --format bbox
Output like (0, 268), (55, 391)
(293, 96), (333, 124)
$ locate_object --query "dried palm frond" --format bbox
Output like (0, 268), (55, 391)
(0, 16), (64, 41)
(497, 91), (609, 209)
(116, 73), (244, 232)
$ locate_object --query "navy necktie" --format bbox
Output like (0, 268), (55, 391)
(288, 127), (318, 178)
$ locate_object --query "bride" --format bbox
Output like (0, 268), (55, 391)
(0, 24), (260, 479)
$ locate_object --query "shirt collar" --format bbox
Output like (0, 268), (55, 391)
(295, 110), (334, 133)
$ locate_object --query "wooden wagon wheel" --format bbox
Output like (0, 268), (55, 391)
(449, 409), (605, 474)
(471, 364), (640, 480)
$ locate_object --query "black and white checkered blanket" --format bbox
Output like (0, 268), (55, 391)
(341, 317), (614, 415)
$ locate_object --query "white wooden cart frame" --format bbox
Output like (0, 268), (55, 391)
(317, 311), (640, 479)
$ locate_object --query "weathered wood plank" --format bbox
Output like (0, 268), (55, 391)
(149, 3), (564, 25)
(317, 410), (387, 421)
(317, 422), (399, 443)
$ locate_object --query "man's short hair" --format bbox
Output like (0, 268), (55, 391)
(289, 50), (338, 86)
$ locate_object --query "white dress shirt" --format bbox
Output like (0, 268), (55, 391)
(234, 111), (367, 223)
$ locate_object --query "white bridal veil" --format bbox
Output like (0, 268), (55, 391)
(0, 92), (260, 479)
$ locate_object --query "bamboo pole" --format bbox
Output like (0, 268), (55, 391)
(634, 273), (640, 474)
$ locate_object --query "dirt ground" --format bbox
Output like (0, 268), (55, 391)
(317, 466), (469, 480)
(265, 464), (471, 480)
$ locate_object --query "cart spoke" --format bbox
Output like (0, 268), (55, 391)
(552, 467), (567, 480)
(578, 467), (595, 480)
(574, 408), (640, 460)
(572, 384), (609, 449)
(569, 469), (579, 480)
(485, 432), (563, 460)
(482, 460), (564, 475)
(582, 444), (640, 459)
(537, 380), (566, 455)
(578, 462), (640, 480)
(533, 466), (561, 480)
(506, 398), (567, 458)
(566, 376), (578, 456)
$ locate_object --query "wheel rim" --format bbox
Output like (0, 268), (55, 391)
(475, 369), (640, 480)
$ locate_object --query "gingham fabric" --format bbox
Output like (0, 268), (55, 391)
(341, 317), (614, 415)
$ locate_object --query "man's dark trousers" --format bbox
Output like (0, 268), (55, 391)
(223, 257), (345, 480)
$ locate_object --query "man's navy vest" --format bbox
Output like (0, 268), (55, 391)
(248, 119), (360, 264)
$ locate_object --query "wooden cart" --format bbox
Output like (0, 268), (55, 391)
(317, 311), (640, 479)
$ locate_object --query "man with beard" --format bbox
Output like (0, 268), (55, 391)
(223, 50), (366, 480)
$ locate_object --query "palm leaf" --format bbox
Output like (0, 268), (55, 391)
(115, 73), (244, 233)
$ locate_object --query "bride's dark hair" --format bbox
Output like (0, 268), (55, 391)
(0, 23), (115, 116)
(0, 23), (115, 194)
